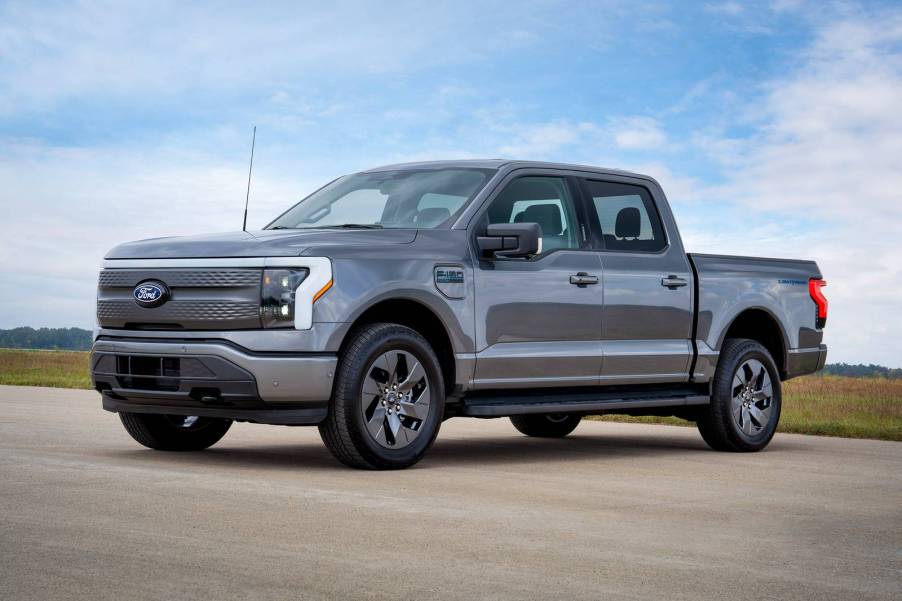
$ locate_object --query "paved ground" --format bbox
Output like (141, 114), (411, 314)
(1, 386), (900, 600)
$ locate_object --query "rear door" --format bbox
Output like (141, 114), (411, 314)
(471, 173), (603, 389)
(579, 177), (694, 383)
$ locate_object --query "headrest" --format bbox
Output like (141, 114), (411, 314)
(615, 207), (641, 238)
(414, 207), (451, 227)
(516, 204), (562, 235)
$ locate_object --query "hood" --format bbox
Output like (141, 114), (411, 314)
(104, 229), (418, 259)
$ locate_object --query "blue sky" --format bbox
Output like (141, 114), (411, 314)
(1, 0), (901, 366)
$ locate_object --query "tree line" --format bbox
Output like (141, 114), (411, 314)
(0, 327), (92, 351)
(817, 363), (902, 379)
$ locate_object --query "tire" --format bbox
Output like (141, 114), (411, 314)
(318, 323), (445, 469)
(119, 413), (232, 451)
(510, 413), (581, 438)
(696, 338), (782, 452)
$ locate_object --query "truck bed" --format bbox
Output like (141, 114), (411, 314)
(688, 253), (825, 379)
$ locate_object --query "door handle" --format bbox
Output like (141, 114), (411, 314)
(570, 272), (599, 287)
(661, 275), (688, 289)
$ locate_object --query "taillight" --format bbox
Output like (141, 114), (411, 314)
(809, 278), (827, 329)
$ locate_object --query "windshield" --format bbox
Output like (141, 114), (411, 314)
(267, 168), (495, 230)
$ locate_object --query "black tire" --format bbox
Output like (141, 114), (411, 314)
(510, 413), (582, 438)
(318, 323), (445, 469)
(119, 413), (232, 451)
(696, 338), (782, 452)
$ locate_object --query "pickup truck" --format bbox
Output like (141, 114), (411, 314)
(91, 160), (828, 469)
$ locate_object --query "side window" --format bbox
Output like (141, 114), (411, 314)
(584, 180), (666, 252)
(486, 177), (581, 253)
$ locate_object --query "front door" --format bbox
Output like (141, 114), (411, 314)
(472, 175), (603, 389)
(581, 178), (693, 383)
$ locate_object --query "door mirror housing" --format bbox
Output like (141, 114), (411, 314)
(477, 222), (541, 258)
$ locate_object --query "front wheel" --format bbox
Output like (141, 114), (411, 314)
(319, 323), (445, 469)
(510, 413), (582, 438)
(119, 413), (232, 451)
(696, 338), (782, 452)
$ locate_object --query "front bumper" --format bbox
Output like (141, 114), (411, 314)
(91, 337), (337, 425)
(785, 344), (827, 380)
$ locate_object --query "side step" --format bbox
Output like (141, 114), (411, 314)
(459, 385), (709, 417)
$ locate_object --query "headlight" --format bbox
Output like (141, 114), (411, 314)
(261, 269), (308, 328)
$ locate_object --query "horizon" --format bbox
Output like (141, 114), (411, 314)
(1, 1), (901, 367)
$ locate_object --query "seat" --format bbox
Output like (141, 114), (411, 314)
(515, 204), (568, 250)
(604, 207), (641, 250)
(414, 207), (451, 228)
(615, 207), (640, 239)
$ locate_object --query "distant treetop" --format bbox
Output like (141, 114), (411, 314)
(0, 327), (92, 351)
(817, 363), (902, 379)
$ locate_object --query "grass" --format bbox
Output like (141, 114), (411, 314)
(0, 349), (92, 389)
(0, 349), (899, 441)
(595, 375), (902, 442)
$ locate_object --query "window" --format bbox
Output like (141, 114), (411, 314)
(267, 168), (493, 229)
(584, 180), (666, 252)
(486, 176), (581, 252)
(317, 188), (386, 225)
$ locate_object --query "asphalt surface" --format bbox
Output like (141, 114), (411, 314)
(1, 385), (900, 600)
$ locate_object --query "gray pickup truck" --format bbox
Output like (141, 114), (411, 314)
(91, 160), (828, 469)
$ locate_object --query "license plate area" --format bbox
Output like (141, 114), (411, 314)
(116, 355), (180, 391)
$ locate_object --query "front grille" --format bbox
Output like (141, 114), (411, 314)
(98, 269), (261, 288)
(97, 267), (269, 330)
(97, 300), (260, 323)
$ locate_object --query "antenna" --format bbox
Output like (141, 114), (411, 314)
(242, 125), (256, 231)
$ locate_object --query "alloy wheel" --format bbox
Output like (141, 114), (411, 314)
(731, 358), (774, 436)
(360, 350), (431, 449)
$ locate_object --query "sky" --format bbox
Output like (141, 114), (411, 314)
(1, 0), (900, 367)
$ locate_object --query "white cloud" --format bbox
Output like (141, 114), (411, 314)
(495, 121), (602, 158)
(610, 117), (668, 150)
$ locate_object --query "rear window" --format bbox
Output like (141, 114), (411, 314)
(584, 180), (666, 252)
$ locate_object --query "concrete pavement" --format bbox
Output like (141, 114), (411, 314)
(1, 385), (900, 600)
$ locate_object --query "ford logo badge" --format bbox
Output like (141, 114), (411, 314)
(133, 281), (170, 308)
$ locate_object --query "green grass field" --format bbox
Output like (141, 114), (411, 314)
(597, 375), (902, 442)
(1, 349), (899, 441)
(0, 349), (92, 389)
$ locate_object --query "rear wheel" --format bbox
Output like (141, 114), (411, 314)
(319, 323), (445, 469)
(696, 338), (781, 452)
(510, 413), (582, 438)
(119, 413), (232, 451)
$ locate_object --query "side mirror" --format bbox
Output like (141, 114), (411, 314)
(477, 222), (541, 258)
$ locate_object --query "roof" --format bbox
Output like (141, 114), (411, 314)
(363, 159), (649, 180)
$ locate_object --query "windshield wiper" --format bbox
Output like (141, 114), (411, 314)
(268, 223), (384, 230)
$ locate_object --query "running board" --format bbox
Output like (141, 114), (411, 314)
(459, 386), (709, 417)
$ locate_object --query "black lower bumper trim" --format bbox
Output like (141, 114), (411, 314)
(786, 344), (827, 380)
(101, 394), (327, 426)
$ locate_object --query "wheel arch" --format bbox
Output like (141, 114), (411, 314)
(718, 307), (789, 380)
(338, 297), (457, 394)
